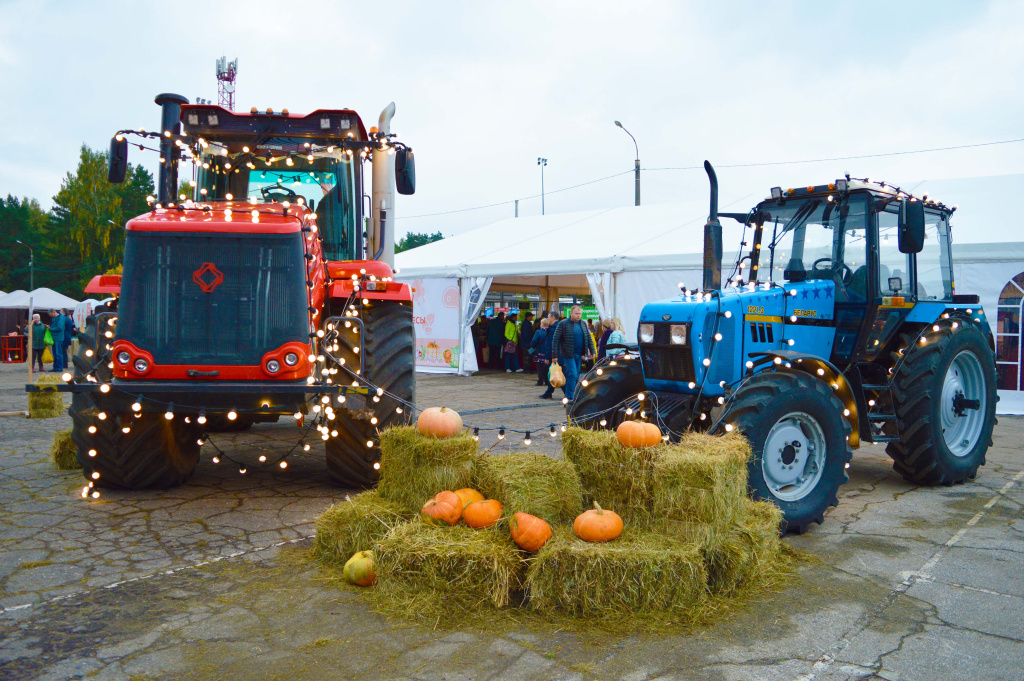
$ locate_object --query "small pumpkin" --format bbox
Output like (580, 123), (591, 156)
(616, 420), (662, 448)
(416, 406), (464, 439)
(573, 502), (624, 542)
(509, 512), (552, 552)
(455, 488), (485, 507)
(464, 499), (503, 529)
(421, 490), (463, 525)
(343, 550), (376, 586)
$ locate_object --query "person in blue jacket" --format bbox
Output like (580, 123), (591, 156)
(47, 310), (66, 372)
(548, 305), (595, 401)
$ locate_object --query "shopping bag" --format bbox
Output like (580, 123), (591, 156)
(43, 328), (54, 346)
(548, 361), (566, 388)
(42, 346), (53, 364)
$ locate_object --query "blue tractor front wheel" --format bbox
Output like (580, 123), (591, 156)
(715, 371), (852, 533)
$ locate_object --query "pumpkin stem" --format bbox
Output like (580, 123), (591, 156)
(593, 501), (603, 515)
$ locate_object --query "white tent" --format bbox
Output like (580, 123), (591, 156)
(0, 288), (80, 310)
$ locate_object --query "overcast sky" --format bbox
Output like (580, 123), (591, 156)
(2, 0), (1022, 240)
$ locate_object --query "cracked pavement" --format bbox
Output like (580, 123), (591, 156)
(1, 362), (1022, 680)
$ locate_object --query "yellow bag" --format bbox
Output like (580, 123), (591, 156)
(42, 347), (53, 364)
(548, 361), (565, 388)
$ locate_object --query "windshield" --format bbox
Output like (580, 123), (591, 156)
(195, 140), (359, 261)
(757, 194), (870, 299)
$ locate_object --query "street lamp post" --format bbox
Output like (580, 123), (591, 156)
(614, 121), (640, 206)
(537, 157), (548, 215)
(15, 240), (33, 291)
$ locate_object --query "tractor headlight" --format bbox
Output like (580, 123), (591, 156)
(133, 358), (149, 373)
(266, 359), (281, 374)
(284, 352), (299, 366)
(116, 351), (131, 365)
(639, 324), (654, 343)
(670, 325), (687, 345)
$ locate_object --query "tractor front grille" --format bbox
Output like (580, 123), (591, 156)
(640, 346), (696, 383)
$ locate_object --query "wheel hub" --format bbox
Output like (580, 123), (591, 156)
(940, 350), (987, 457)
(762, 412), (827, 502)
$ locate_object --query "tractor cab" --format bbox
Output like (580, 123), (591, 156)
(745, 180), (955, 366)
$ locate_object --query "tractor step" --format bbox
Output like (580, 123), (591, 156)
(867, 413), (896, 421)
(868, 435), (900, 443)
(862, 383), (892, 391)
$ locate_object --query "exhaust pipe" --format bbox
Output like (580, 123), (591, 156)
(371, 102), (397, 267)
(702, 160), (722, 291)
(155, 93), (188, 204)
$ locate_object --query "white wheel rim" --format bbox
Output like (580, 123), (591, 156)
(762, 411), (827, 502)
(940, 350), (987, 457)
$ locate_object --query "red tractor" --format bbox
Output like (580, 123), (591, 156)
(61, 93), (416, 489)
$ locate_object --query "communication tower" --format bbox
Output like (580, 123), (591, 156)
(216, 57), (238, 110)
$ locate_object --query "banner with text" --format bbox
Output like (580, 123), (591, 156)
(410, 277), (461, 373)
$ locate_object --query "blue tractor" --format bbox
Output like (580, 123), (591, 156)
(569, 162), (997, 533)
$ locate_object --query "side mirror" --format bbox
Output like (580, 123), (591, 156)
(108, 136), (128, 184)
(898, 199), (925, 254)
(395, 147), (416, 195)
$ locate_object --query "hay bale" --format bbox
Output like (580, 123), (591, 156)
(526, 526), (707, 618)
(313, 490), (411, 568)
(561, 427), (656, 522)
(51, 429), (80, 470)
(474, 451), (582, 523)
(377, 426), (478, 512)
(28, 374), (65, 419)
(372, 519), (526, 609)
(703, 498), (785, 596)
(650, 431), (750, 529)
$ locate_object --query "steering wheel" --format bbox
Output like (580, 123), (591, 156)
(260, 184), (298, 202)
(812, 257), (853, 280)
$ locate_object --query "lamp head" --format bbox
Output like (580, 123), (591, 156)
(614, 121), (622, 127)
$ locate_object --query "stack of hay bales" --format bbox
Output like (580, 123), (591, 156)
(528, 426), (787, 616)
(314, 423), (789, 625)
(28, 374), (65, 419)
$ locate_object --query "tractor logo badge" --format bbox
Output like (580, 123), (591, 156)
(193, 263), (224, 293)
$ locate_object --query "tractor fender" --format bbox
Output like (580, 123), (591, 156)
(747, 350), (860, 448)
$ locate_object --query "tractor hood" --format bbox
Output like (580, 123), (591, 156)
(637, 280), (837, 396)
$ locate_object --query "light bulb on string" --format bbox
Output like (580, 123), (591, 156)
(498, 428), (505, 440)
(524, 432), (532, 446)
(472, 428), (479, 442)
(549, 424), (557, 437)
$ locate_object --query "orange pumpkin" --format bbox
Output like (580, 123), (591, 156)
(616, 420), (662, 448)
(463, 499), (503, 528)
(573, 502), (624, 542)
(416, 407), (464, 438)
(421, 490), (463, 525)
(509, 512), (552, 552)
(455, 488), (485, 507)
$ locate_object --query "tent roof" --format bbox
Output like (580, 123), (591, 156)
(395, 173), (1024, 280)
(0, 288), (80, 309)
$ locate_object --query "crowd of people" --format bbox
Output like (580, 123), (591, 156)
(11, 309), (77, 373)
(473, 305), (627, 401)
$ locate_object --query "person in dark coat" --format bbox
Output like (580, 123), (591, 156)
(519, 311), (535, 371)
(529, 318), (550, 388)
(486, 312), (505, 370)
(30, 314), (46, 372)
(549, 305), (595, 401)
(48, 310), (66, 372)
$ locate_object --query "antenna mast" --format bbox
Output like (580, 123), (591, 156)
(216, 56), (238, 110)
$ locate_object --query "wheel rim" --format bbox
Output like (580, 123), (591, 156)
(940, 350), (987, 457)
(761, 411), (827, 502)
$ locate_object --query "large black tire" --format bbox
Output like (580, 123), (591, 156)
(325, 301), (415, 487)
(568, 356), (646, 428)
(885, 323), (997, 485)
(69, 309), (201, 489)
(715, 371), (852, 534)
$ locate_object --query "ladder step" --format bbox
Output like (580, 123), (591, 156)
(868, 413), (896, 421)
(862, 384), (891, 391)
(868, 435), (900, 443)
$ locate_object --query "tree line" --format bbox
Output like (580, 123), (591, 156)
(0, 145), (443, 300)
(0, 145), (151, 299)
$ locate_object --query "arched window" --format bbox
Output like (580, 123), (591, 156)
(996, 273), (1024, 390)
